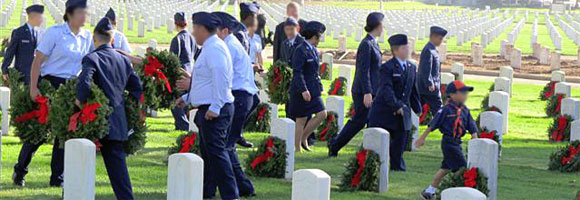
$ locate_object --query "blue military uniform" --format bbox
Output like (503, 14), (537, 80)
(76, 17), (142, 200)
(428, 81), (477, 172)
(418, 26), (448, 115)
(235, 3), (259, 54)
(169, 12), (197, 131)
(288, 21), (326, 118)
(330, 12), (384, 156)
(368, 34), (421, 171)
(273, 18), (307, 62)
(279, 17), (304, 64)
(1, 5), (43, 85)
(105, 8), (132, 53)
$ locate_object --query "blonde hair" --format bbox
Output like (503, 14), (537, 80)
(287, 2), (300, 11)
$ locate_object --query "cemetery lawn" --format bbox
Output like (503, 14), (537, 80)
(0, 75), (579, 199)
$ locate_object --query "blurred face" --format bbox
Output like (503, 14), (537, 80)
(310, 34), (321, 47)
(28, 12), (44, 26)
(430, 34), (444, 46)
(216, 27), (229, 40)
(193, 24), (210, 46)
(68, 8), (88, 27)
(287, 7), (298, 19)
(243, 14), (257, 27)
(284, 25), (298, 39)
(393, 45), (410, 60)
(374, 23), (383, 36)
(450, 92), (468, 104)
(248, 25), (257, 34)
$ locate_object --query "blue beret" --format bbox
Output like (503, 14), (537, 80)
(105, 8), (116, 21)
(174, 12), (186, 23)
(240, 2), (259, 14)
(192, 12), (221, 30)
(233, 21), (247, 33)
(65, 0), (87, 9)
(284, 17), (298, 26)
(212, 12), (237, 30)
(302, 21), (326, 34)
(94, 17), (114, 32)
(26, 5), (44, 14)
(253, 1), (260, 9)
(430, 26), (448, 37)
(366, 12), (384, 29)
(388, 34), (408, 46)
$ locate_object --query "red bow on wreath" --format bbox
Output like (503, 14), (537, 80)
(144, 56), (172, 93)
(251, 137), (274, 169)
(15, 95), (49, 124)
(330, 79), (342, 95)
(551, 115), (568, 141)
(319, 114), (335, 141)
(351, 149), (368, 187)
(441, 85), (446, 96)
(179, 133), (197, 153)
(463, 168), (478, 188)
(419, 104), (431, 124)
(271, 67), (282, 89)
(349, 107), (355, 117)
(545, 82), (556, 99)
(68, 103), (102, 132)
(320, 63), (327, 74)
(479, 131), (495, 140)
(256, 105), (268, 121)
(555, 94), (565, 115)
(561, 145), (580, 165)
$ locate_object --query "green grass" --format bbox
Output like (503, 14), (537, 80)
(1, 68), (579, 199)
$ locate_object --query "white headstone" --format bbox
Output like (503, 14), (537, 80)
(167, 153), (203, 200)
(268, 103), (279, 125)
(551, 71), (566, 82)
(63, 139), (96, 200)
(410, 112), (420, 151)
(325, 96), (345, 132)
(551, 51), (561, 70)
(441, 72), (455, 85)
(539, 46), (550, 65)
(439, 42), (447, 63)
(441, 187), (487, 200)
(188, 109), (198, 132)
(555, 82), (571, 97)
(362, 128), (390, 193)
(571, 120), (580, 142)
(561, 98), (579, 120)
(493, 77), (511, 96)
(148, 39), (158, 49)
(321, 53), (333, 80)
(451, 63), (464, 81)
(488, 91), (509, 134)
(138, 20), (145, 37)
(0, 87), (9, 136)
(467, 139), (499, 200)
(499, 66), (514, 85)
(338, 36), (346, 52)
(291, 169), (331, 200)
(510, 48), (521, 69)
(338, 65), (353, 96)
(271, 118), (296, 180)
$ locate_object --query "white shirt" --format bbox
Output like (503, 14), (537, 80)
(181, 35), (234, 114)
(112, 30), (132, 54)
(225, 34), (258, 95)
(249, 33), (262, 63)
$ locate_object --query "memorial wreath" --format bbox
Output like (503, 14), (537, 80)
(548, 114), (573, 142)
(539, 81), (557, 101)
(475, 106), (502, 130)
(339, 147), (380, 191)
(123, 94), (148, 155)
(265, 60), (292, 104)
(548, 141), (580, 172)
(9, 69), (55, 145)
(244, 103), (271, 133)
(245, 136), (287, 178)
(49, 79), (112, 148)
(478, 128), (501, 154)
(419, 103), (433, 125)
(0, 38), (8, 57)
(168, 131), (201, 155)
(316, 111), (338, 142)
(479, 83), (495, 111)
(545, 93), (566, 118)
(347, 102), (355, 118)
(406, 125), (418, 151)
(327, 77), (347, 96)
(137, 50), (182, 110)
(320, 62), (330, 80)
(436, 167), (489, 199)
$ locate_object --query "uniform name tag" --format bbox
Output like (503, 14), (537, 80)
(393, 74), (402, 77)
(307, 59), (314, 62)
(22, 40), (30, 43)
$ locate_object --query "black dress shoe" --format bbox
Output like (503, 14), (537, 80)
(12, 172), (25, 187)
(237, 138), (254, 148)
(49, 182), (63, 187)
(301, 143), (312, 152)
(240, 192), (256, 197)
(328, 149), (338, 157)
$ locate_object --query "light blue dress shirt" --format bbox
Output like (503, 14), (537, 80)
(36, 23), (93, 79)
(112, 30), (132, 54)
(395, 57), (407, 71)
(181, 34), (234, 114)
(249, 33), (262, 63)
(225, 34), (259, 95)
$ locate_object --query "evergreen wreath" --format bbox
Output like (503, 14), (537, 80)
(168, 131), (201, 155)
(539, 81), (557, 101)
(327, 77), (347, 96)
(320, 62), (330, 80)
(9, 68), (55, 145)
(548, 141), (580, 173)
(347, 102), (355, 118)
(0, 38), (8, 57)
(244, 136), (287, 178)
(136, 50), (182, 110)
(123, 94), (148, 155)
(316, 111), (339, 142)
(548, 114), (573, 142)
(478, 127), (501, 155)
(441, 84), (449, 104)
(419, 103), (433, 125)
(244, 103), (271, 133)
(265, 60), (292, 104)
(480, 83), (495, 111)
(545, 93), (566, 118)
(49, 79), (112, 148)
(436, 167), (489, 199)
(406, 125), (418, 151)
(339, 146), (380, 191)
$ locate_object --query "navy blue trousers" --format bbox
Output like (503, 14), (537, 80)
(13, 75), (66, 185)
(171, 105), (189, 131)
(421, 94), (443, 115)
(100, 139), (134, 200)
(329, 93), (369, 153)
(389, 129), (409, 171)
(195, 103), (239, 200)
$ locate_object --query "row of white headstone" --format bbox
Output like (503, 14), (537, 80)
(550, 71), (580, 142)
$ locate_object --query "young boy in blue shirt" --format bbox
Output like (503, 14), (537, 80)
(415, 80), (479, 200)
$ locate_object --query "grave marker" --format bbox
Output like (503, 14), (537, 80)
(555, 82), (571, 97)
(488, 91), (509, 134)
(441, 187), (487, 200)
(494, 77), (511, 96)
(326, 96), (345, 131)
(451, 63), (464, 81)
(468, 139), (499, 200)
(0, 87), (9, 136)
(321, 53), (333, 80)
(338, 65), (353, 96)
(551, 71), (565, 82)
(167, 153), (203, 200)
(551, 51), (561, 70)
(291, 169), (331, 200)
(571, 120), (580, 142)
(63, 139), (96, 200)
(271, 118), (296, 180)
(561, 98), (579, 120)
(362, 128), (390, 193)
(510, 48), (521, 69)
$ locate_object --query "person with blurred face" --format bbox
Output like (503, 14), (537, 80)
(417, 26), (448, 117)
(17, 0), (92, 188)
(104, 8), (132, 54)
(279, 17), (302, 63)
(175, 11), (239, 200)
(368, 34), (422, 171)
(236, 2), (259, 54)
(273, 2), (307, 62)
(1, 4), (44, 85)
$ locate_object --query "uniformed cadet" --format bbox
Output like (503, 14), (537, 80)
(212, 11), (257, 197)
(329, 12), (384, 157)
(418, 26), (448, 116)
(289, 21), (328, 152)
(236, 2), (259, 53)
(368, 34), (421, 171)
(279, 17), (304, 64)
(14, 0), (92, 187)
(1, 4), (44, 85)
(248, 21), (263, 67)
(76, 17), (142, 200)
(415, 81), (478, 200)
(273, 2), (307, 62)
(105, 8), (132, 54)
(175, 11), (239, 200)
(169, 11), (198, 131)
